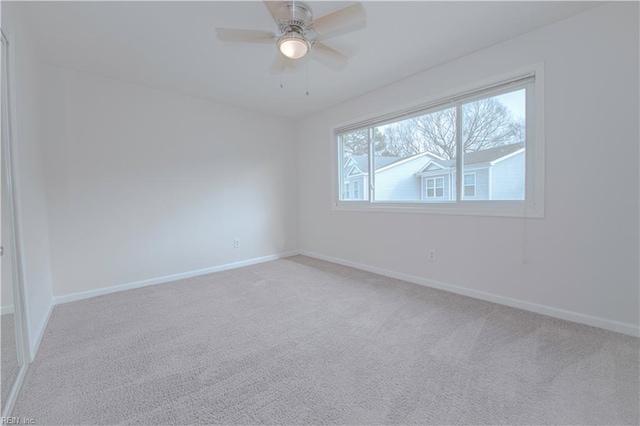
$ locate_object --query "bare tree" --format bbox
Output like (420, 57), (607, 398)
(380, 120), (424, 157)
(381, 99), (524, 159)
(341, 128), (388, 156)
(460, 98), (524, 153)
(414, 107), (457, 159)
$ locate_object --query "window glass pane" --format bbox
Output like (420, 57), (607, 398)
(464, 174), (474, 185)
(464, 186), (475, 197)
(340, 129), (369, 200)
(373, 107), (456, 202)
(461, 89), (526, 201)
(336, 78), (535, 212)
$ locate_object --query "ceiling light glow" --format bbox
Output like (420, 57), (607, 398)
(278, 33), (309, 59)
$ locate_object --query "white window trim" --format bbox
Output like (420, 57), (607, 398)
(330, 63), (545, 218)
(426, 177), (445, 199)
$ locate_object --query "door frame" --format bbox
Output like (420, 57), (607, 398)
(1, 27), (31, 418)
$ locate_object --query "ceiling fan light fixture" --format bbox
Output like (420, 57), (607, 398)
(277, 33), (310, 59)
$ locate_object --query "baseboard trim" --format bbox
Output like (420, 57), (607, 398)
(299, 250), (640, 338)
(1, 305), (15, 315)
(54, 251), (301, 306)
(1, 362), (26, 418)
(30, 300), (54, 362)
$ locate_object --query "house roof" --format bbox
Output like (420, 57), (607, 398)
(433, 142), (525, 168)
(347, 142), (524, 175)
(349, 155), (402, 173)
(464, 142), (525, 165)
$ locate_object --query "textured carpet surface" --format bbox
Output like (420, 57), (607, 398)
(13, 256), (640, 425)
(1, 312), (19, 410)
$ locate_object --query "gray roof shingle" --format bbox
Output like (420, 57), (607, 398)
(436, 142), (525, 167)
(346, 142), (524, 174)
(349, 155), (402, 172)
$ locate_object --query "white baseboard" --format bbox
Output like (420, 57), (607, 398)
(54, 251), (301, 306)
(1, 305), (15, 315)
(1, 362), (26, 418)
(30, 300), (54, 362)
(299, 250), (640, 338)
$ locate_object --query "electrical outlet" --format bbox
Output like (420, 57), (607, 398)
(234, 239), (240, 248)
(428, 250), (436, 261)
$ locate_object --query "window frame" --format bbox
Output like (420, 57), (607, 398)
(426, 177), (445, 199)
(463, 173), (476, 198)
(332, 64), (545, 218)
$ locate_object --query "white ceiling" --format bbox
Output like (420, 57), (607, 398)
(18, 1), (601, 119)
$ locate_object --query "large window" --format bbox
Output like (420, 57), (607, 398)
(335, 71), (543, 217)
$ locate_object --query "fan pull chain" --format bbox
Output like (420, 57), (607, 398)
(305, 62), (310, 96)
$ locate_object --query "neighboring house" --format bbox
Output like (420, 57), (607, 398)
(342, 155), (401, 200)
(343, 143), (525, 201)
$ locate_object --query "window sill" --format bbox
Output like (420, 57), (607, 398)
(332, 201), (544, 218)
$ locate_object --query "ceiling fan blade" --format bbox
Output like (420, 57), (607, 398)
(313, 3), (366, 39)
(216, 28), (275, 44)
(311, 42), (348, 71)
(264, 0), (286, 24)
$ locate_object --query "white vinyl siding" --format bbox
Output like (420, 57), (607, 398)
(490, 151), (525, 200)
(374, 155), (431, 201)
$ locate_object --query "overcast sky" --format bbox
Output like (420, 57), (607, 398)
(495, 89), (525, 122)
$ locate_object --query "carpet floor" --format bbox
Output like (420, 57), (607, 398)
(13, 256), (640, 425)
(2, 313), (19, 410)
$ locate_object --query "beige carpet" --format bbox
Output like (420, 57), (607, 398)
(1, 312), (19, 410)
(13, 256), (640, 425)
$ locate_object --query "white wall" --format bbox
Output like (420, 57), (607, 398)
(297, 3), (640, 331)
(1, 3), (55, 356)
(40, 66), (298, 297)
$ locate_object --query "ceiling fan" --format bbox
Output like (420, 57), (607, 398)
(216, 1), (366, 72)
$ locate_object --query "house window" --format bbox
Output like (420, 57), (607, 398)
(353, 181), (360, 199)
(335, 68), (544, 217)
(426, 177), (444, 198)
(464, 173), (476, 197)
(339, 129), (369, 201)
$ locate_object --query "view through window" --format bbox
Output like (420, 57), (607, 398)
(338, 81), (531, 210)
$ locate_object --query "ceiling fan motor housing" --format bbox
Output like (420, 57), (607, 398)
(277, 1), (313, 35)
